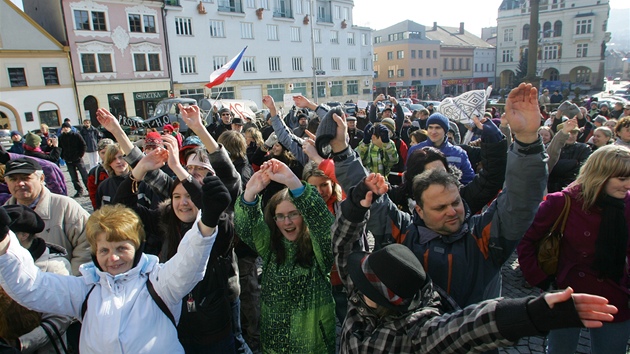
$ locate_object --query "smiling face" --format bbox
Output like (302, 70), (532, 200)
(415, 183), (465, 236)
(274, 200), (303, 242)
(592, 130), (609, 147)
(539, 129), (552, 144)
(427, 124), (445, 144)
(307, 175), (333, 202)
(172, 183), (198, 223)
(603, 177), (630, 199)
(95, 232), (136, 276)
(271, 142), (284, 156)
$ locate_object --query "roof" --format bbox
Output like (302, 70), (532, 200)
(425, 25), (495, 49)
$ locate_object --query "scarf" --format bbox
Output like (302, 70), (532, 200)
(23, 144), (43, 153)
(592, 194), (629, 283)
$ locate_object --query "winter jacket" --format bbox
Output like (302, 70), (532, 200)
(347, 128), (364, 149)
(24, 147), (61, 164)
(4, 187), (90, 275)
(87, 164), (109, 210)
(518, 187), (630, 322)
(8, 140), (24, 154)
(235, 184), (336, 354)
(407, 139), (475, 185)
(401, 138), (547, 307)
(95, 174), (126, 210)
(355, 140), (399, 177)
(58, 132), (86, 162)
(0, 222), (216, 354)
(80, 126), (101, 153)
(548, 142), (591, 193)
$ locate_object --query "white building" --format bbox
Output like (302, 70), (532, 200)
(496, 0), (610, 91)
(0, 0), (79, 132)
(473, 48), (497, 88)
(164, 0), (373, 108)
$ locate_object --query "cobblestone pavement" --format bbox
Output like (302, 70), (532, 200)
(60, 166), (628, 353)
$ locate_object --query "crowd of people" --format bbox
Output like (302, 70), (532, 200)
(0, 82), (628, 353)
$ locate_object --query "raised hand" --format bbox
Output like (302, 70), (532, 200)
(138, 147), (168, 172)
(162, 134), (181, 169)
(351, 173), (388, 208)
(96, 108), (123, 134)
(545, 287), (617, 328)
(330, 112), (349, 153)
(179, 104), (204, 131)
(293, 95), (315, 110)
(243, 169), (272, 202)
(504, 83), (541, 143)
(562, 117), (579, 134)
(262, 95), (277, 117)
(261, 158), (301, 190)
(303, 130), (323, 164)
(200, 175), (231, 228)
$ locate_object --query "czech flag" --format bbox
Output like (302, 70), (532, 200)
(205, 46), (248, 89)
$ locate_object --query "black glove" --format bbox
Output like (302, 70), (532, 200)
(200, 176), (232, 228)
(377, 125), (390, 143)
(0, 207), (10, 243)
(363, 123), (373, 144)
(341, 178), (373, 222)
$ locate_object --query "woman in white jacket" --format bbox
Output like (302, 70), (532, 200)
(0, 174), (232, 354)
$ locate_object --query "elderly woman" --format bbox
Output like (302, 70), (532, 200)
(0, 177), (231, 353)
(588, 126), (614, 151)
(518, 145), (630, 353)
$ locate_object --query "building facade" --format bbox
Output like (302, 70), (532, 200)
(23, 0), (171, 122)
(0, 0), (79, 133)
(496, 0), (610, 91)
(164, 0), (373, 109)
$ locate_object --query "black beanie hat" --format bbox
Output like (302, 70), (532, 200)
(3, 205), (45, 235)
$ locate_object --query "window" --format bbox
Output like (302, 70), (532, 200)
(433, 68), (437, 76)
(219, 0), (244, 13)
(543, 22), (551, 37)
(314, 57), (322, 70)
(316, 82), (326, 98)
(426, 68), (430, 76)
(342, 7), (349, 21)
(348, 58), (356, 71)
(503, 28), (513, 42)
(331, 57), (340, 70)
(260, 0), (269, 9)
(269, 56), (281, 71)
(373, 53), (378, 62)
(331, 81), (342, 96)
(134, 53), (161, 71)
(362, 58), (369, 71)
(443, 58), (448, 70)
(210, 20), (225, 37)
(374, 36), (381, 44)
(501, 50), (513, 62)
(175, 18), (193, 36)
(81, 53), (113, 73)
(334, 5), (341, 19)
(387, 52), (393, 60)
(292, 57), (303, 71)
(411, 68), (416, 77)
(242, 56), (256, 72)
(314, 29), (321, 43)
(458, 58), (463, 70)
(575, 68), (591, 83)
(433, 50), (437, 58)
(397, 69), (404, 77)
(543, 45), (558, 60)
(274, 0), (293, 18)
(213, 56), (227, 70)
(522, 24), (530, 40)
(411, 50), (416, 59)
(241, 22), (253, 39)
(209, 86), (235, 99)
(291, 82), (307, 95)
(74, 10), (107, 31)
(361, 33), (368, 46)
(39, 110), (59, 128)
(129, 14), (156, 33)
(8, 68), (27, 87)
(246, 0), (256, 8)
(418, 68), (423, 77)
(576, 19), (592, 34)
(466, 58), (470, 70)
(42, 67), (59, 85)
(475, 63), (478, 72)
(387, 70), (394, 78)
(290, 27), (301, 42)
(452, 58), (456, 70)
(267, 24), (279, 40)
(179, 56), (197, 74)
(397, 50), (404, 59)
(577, 43), (588, 58)
(554, 21), (562, 37)
(295, 0), (302, 14)
(267, 83), (284, 102)
(347, 32), (355, 45)
(418, 50), (423, 59)
(330, 30), (338, 44)
(347, 80), (358, 95)
(180, 88), (205, 102)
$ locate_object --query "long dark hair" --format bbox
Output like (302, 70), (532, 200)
(263, 188), (313, 268)
(160, 179), (195, 262)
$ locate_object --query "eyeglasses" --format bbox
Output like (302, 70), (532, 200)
(221, 113), (231, 116)
(273, 210), (301, 222)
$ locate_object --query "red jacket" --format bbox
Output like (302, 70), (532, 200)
(517, 187), (630, 322)
(87, 164), (109, 210)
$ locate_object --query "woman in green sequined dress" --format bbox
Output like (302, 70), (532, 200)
(235, 158), (335, 353)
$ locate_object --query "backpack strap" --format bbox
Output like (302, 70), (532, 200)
(80, 280), (176, 327)
(146, 279), (176, 327)
(80, 285), (96, 321)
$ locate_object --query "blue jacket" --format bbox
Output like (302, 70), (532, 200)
(407, 138), (475, 185)
(400, 139), (548, 307)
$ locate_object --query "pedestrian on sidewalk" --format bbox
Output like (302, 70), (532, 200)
(59, 123), (88, 198)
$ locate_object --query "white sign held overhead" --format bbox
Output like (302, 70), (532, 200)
(283, 93), (294, 108)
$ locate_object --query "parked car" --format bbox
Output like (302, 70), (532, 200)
(408, 104), (425, 112)
(613, 77), (621, 84)
(398, 98), (413, 106)
(343, 102), (357, 116)
(0, 129), (12, 150)
(418, 100), (441, 108)
(142, 98), (198, 132)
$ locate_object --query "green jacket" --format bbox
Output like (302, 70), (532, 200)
(235, 183), (335, 353)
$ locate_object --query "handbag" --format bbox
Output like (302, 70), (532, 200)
(535, 193), (571, 276)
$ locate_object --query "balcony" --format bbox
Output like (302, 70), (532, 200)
(164, 0), (180, 6)
(317, 14), (332, 23)
(218, 0), (243, 13)
(273, 9), (293, 18)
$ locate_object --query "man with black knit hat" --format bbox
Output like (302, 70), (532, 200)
(59, 122), (89, 197)
(331, 173), (617, 353)
(206, 107), (232, 139)
(406, 112), (475, 184)
(292, 112), (309, 138)
(0, 205), (73, 353)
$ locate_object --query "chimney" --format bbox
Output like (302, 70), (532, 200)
(433, 22), (437, 30)
(459, 22), (465, 34)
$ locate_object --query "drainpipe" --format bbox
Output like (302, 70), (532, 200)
(162, 5), (174, 97)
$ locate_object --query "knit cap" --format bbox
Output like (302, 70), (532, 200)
(381, 118), (396, 134)
(426, 113), (450, 133)
(144, 132), (163, 148)
(24, 132), (41, 148)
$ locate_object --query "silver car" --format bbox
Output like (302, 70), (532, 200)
(0, 130), (12, 151)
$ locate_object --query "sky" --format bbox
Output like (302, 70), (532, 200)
(353, 0), (629, 37)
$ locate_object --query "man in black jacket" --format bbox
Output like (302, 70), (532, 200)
(59, 122), (89, 197)
(80, 119), (101, 169)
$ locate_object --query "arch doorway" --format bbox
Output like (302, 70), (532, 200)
(499, 70), (515, 89)
(543, 68), (560, 81)
(83, 96), (98, 126)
